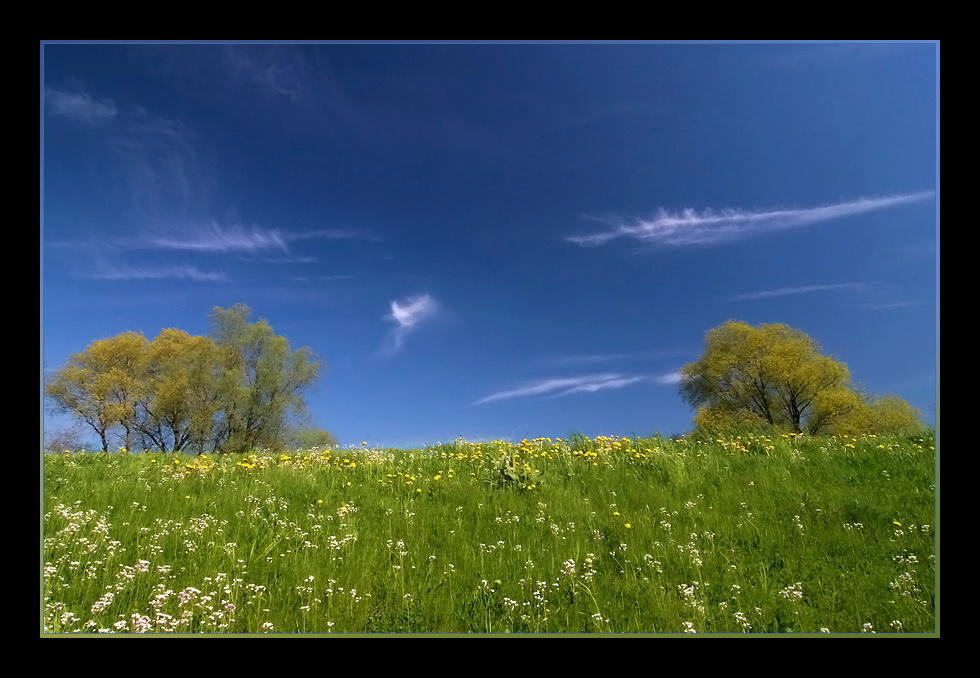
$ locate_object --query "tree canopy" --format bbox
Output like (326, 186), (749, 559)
(679, 321), (924, 436)
(44, 305), (326, 453)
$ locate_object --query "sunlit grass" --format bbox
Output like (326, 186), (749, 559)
(42, 430), (936, 634)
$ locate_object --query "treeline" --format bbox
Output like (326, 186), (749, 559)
(44, 304), (333, 454)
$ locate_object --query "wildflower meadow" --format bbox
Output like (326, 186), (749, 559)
(42, 431), (936, 634)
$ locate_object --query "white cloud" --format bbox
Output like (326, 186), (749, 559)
(46, 84), (207, 225)
(475, 373), (647, 405)
(223, 45), (309, 100)
(390, 294), (438, 328)
(92, 263), (225, 282)
(382, 294), (439, 354)
(541, 349), (690, 367)
(45, 86), (117, 123)
(567, 192), (935, 248)
(147, 222), (288, 253)
(46, 83), (378, 279)
(655, 371), (684, 385)
(862, 300), (922, 310)
(287, 229), (382, 243)
(727, 283), (867, 301)
(141, 224), (381, 257)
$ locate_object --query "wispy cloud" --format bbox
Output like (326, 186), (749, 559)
(50, 221), (310, 262)
(655, 371), (684, 386)
(725, 280), (927, 309)
(46, 84), (208, 226)
(146, 222), (289, 253)
(567, 192), (935, 248)
(287, 229), (383, 243)
(475, 373), (649, 405)
(223, 45), (310, 101)
(143, 225), (381, 255)
(92, 263), (225, 282)
(46, 82), (378, 266)
(773, 43), (925, 70)
(862, 300), (923, 310)
(727, 283), (868, 302)
(541, 349), (690, 367)
(382, 294), (440, 354)
(289, 274), (353, 283)
(44, 86), (117, 124)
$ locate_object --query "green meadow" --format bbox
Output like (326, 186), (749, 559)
(42, 431), (936, 634)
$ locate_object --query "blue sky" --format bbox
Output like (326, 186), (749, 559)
(41, 42), (938, 449)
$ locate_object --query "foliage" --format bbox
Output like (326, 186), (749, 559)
(136, 328), (225, 453)
(487, 453), (540, 490)
(680, 321), (923, 436)
(44, 331), (150, 453)
(42, 423), (92, 454)
(829, 393), (927, 437)
(282, 425), (338, 451)
(207, 304), (323, 454)
(44, 305), (326, 454)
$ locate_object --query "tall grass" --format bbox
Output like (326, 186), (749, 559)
(42, 431), (936, 634)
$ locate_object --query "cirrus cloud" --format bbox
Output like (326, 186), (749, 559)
(567, 192), (935, 248)
(726, 282), (868, 302)
(45, 86), (118, 124)
(475, 373), (648, 405)
(91, 263), (225, 282)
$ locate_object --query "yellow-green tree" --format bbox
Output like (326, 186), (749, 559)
(45, 305), (327, 453)
(208, 304), (323, 453)
(135, 329), (225, 453)
(828, 392), (926, 437)
(44, 331), (150, 451)
(680, 321), (922, 436)
(283, 425), (338, 450)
